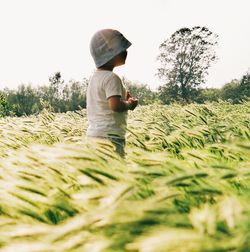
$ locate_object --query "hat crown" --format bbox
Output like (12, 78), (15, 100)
(90, 29), (131, 67)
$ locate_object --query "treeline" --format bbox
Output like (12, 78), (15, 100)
(0, 72), (88, 117)
(0, 73), (157, 117)
(0, 72), (158, 117)
(159, 71), (250, 104)
(0, 71), (250, 117)
(123, 73), (250, 105)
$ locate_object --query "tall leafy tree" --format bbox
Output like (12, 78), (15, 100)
(157, 26), (218, 102)
(48, 72), (64, 112)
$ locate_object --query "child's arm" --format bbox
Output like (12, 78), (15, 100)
(108, 96), (138, 112)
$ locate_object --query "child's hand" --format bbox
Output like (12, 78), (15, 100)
(126, 91), (132, 100)
(127, 97), (138, 110)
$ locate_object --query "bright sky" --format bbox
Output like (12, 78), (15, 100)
(0, 0), (249, 90)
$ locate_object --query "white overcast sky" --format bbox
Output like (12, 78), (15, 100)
(0, 0), (249, 90)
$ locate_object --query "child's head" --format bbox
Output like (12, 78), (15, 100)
(90, 29), (131, 69)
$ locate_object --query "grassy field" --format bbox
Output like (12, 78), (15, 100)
(0, 102), (250, 252)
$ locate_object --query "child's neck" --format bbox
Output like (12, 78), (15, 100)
(98, 65), (114, 71)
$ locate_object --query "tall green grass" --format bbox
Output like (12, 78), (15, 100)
(0, 101), (250, 251)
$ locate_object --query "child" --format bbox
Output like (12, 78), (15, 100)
(87, 29), (138, 157)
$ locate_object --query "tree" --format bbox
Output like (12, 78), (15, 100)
(67, 78), (88, 111)
(157, 26), (218, 102)
(220, 72), (250, 103)
(5, 84), (40, 116)
(198, 88), (221, 103)
(239, 71), (250, 98)
(48, 72), (64, 112)
(220, 79), (240, 103)
(158, 84), (180, 104)
(0, 92), (9, 116)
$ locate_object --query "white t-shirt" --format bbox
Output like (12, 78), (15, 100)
(86, 70), (127, 139)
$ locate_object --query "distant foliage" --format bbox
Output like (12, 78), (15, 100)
(158, 70), (250, 105)
(220, 79), (240, 102)
(220, 72), (250, 103)
(122, 78), (159, 105)
(0, 92), (9, 117)
(1, 72), (88, 116)
(0, 74), (160, 116)
(1, 69), (250, 116)
(197, 88), (221, 103)
(239, 71), (250, 98)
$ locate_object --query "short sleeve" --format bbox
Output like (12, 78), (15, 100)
(103, 73), (123, 99)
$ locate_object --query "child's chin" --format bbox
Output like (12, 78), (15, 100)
(116, 62), (125, 67)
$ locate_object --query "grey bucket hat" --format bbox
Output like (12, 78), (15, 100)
(90, 29), (132, 68)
